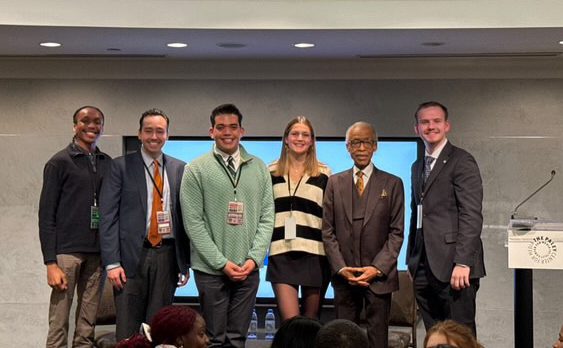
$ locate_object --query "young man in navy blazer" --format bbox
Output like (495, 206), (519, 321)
(99, 109), (190, 341)
(407, 101), (485, 335)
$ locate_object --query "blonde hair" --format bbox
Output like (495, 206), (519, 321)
(273, 116), (321, 177)
(424, 320), (484, 348)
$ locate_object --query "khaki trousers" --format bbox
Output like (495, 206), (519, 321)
(46, 253), (102, 348)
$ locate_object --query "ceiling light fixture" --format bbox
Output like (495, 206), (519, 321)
(559, 40), (563, 45)
(294, 43), (315, 48)
(39, 42), (62, 48)
(167, 42), (188, 48)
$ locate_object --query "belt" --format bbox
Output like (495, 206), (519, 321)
(143, 238), (174, 249)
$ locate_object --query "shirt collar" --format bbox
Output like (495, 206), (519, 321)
(353, 162), (373, 177)
(213, 144), (240, 164)
(68, 142), (100, 157)
(140, 146), (163, 167)
(425, 138), (448, 159)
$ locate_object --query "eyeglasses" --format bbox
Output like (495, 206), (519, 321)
(348, 140), (375, 149)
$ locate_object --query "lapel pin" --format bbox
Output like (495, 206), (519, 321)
(380, 189), (388, 198)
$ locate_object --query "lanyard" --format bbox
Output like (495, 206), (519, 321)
(287, 174), (304, 213)
(73, 142), (101, 206)
(143, 158), (166, 199)
(215, 154), (243, 198)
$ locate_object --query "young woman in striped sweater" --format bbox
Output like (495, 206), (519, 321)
(267, 116), (331, 321)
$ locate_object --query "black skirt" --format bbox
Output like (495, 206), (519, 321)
(266, 251), (330, 288)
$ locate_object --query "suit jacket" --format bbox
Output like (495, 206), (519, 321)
(99, 151), (190, 278)
(406, 141), (485, 283)
(322, 165), (404, 294)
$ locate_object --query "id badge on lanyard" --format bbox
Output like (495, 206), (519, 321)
(227, 201), (244, 225)
(90, 204), (100, 229)
(157, 210), (172, 235)
(416, 204), (423, 229)
(284, 215), (297, 239)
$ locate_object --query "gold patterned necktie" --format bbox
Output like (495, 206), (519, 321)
(356, 170), (364, 196)
(148, 160), (163, 247)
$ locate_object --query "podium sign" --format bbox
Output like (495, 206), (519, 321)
(508, 220), (563, 269)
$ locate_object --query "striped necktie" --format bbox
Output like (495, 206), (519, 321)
(227, 156), (237, 178)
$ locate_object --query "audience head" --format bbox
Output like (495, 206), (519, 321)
(553, 324), (563, 348)
(424, 320), (483, 348)
(271, 316), (322, 348)
(315, 319), (368, 348)
(275, 116), (321, 176)
(116, 305), (208, 348)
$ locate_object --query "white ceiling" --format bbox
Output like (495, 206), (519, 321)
(2, 1), (563, 60)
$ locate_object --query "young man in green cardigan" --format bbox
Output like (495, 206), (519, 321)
(180, 103), (274, 348)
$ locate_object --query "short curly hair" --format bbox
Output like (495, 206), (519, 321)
(150, 305), (198, 345)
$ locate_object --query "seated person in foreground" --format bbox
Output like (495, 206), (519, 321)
(271, 316), (322, 348)
(315, 319), (368, 348)
(424, 320), (484, 348)
(116, 306), (208, 348)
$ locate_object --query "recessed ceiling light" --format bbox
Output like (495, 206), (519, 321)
(294, 43), (315, 48)
(559, 40), (563, 45)
(39, 42), (62, 48)
(167, 42), (188, 48)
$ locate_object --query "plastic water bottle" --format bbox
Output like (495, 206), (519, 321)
(264, 308), (276, 340)
(248, 309), (258, 339)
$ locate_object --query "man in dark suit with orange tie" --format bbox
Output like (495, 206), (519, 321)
(322, 121), (404, 348)
(99, 109), (190, 341)
(407, 101), (485, 336)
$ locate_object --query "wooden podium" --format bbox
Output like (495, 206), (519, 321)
(507, 219), (563, 348)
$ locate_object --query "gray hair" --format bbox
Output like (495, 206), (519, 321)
(345, 121), (378, 144)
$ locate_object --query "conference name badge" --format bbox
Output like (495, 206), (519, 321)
(157, 210), (172, 235)
(417, 204), (423, 229)
(90, 205), (100, 229)
(284, 216), (297, 240)
(227, 201), (244, 225)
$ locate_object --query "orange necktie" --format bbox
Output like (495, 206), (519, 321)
(148, 160), (163, 246)
(356, 170), (364, 196)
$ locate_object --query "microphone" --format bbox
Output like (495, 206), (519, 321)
(511, 170), (556, 219)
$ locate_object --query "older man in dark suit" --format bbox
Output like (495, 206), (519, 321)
(322, 121), (404, 348)
(406, 101), (485, 336)
(99, 109), (190, 341)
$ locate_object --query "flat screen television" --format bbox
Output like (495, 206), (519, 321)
(123, 136), (423, 304)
